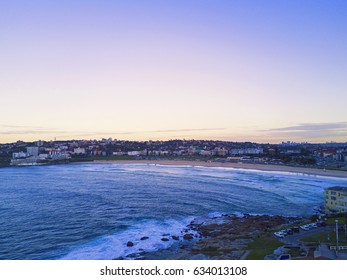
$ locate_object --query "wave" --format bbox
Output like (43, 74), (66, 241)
(59, 217), (197, 260)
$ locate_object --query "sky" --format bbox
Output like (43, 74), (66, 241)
(1, 0), (347, 144)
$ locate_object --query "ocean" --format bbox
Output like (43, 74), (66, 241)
(0, 163), (346, 260)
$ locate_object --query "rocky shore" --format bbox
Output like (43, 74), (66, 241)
(119, 213), (300, 260)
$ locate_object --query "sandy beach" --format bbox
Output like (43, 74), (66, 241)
(90, 159), (347, 178)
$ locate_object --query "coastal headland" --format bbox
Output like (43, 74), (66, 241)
(139, 213), (300, 260)
(116, 213), (320, 260)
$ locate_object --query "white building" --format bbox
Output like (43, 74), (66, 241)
(128, 151), (140, 156)
(128, 150), (147, 156)
(200, 150), (212, 156)
(229, 148), (264, 156)
(74, 147), (86, 154)
(12, 151), (27, 159)
(38, 154), (49, 159)
(113, 152), (127, 156)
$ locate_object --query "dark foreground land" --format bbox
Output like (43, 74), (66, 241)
(118, 214), (301, 260)
(119, 213), (347, 260)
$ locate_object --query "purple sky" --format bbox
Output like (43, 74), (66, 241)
(1, 0), (347, 143)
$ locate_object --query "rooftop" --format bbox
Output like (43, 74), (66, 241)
(326, 186), (347, 192)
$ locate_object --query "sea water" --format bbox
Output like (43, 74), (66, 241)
(0, 163), (346, 260)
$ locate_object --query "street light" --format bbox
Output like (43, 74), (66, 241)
(335, 220), (339, 250)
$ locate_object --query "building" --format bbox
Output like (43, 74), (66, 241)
(229, 147), (264, 156)
(113, 152), (127, 156)
(27, 147), (39, 157)
(200, 150), (212, 156)
(128, 150), (147, 156)
(324, 186), (347, 214)
(12, 151), (27, 159)
(74, 147), (86, 155)
(213, 148), (229, 157)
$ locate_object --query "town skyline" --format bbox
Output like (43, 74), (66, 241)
(1, 122), (347, 144)
(1, 135), (347, 146)
(2, 136), (346, 170)
(1, 1), (347, 144)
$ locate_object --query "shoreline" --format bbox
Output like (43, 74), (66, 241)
(88, 159), (347, 178)
(125, 213), (304, 260)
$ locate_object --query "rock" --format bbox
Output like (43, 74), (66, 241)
(172, 236), (179, 240)
(126, 241), (134, 247)
(183, 234), (193, 240)
(161, 238), (169, 242)
(140, 236), (149, 240)
(162, 233), (170, 236)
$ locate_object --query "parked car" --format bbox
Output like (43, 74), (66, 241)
(278, 254), (291, 260)
(300, 225), (310, 231)
(317, 222), (326, 227)
(292, 227), (300, 233)
(307, 223), (317, 229)
(274, 232), (285, 238)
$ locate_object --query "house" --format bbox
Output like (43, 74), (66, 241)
(324, 186), (347, 214)
(74, 147), (86, 155)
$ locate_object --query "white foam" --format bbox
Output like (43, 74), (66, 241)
(59, 217), (196, 260)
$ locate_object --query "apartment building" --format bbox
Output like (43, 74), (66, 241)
(324, 186), (347, 213)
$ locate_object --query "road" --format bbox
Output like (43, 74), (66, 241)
(281, 226), (333, 245)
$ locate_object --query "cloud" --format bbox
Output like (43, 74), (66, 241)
(260, 122), (347, 140)
(148, 128), (226, 133)
(0, 128), (66, 135)
(55, 131), (137, 138)
(0, 124), (49, 129)
(57, 128), (226, 138)
(0, 125), (65, 136)
(265, 122), (347, 132)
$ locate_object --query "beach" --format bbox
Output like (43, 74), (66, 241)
(91, 159), (347, 179)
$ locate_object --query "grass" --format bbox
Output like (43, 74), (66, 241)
(70, 155), (132, 161)
(245, 234), (283, 260)
(300, 231), (332, 243)
(300, 229), (347, 246)
(326, 217), (346, 226)
(246, 249), (274, 260)
(247, 234), (283, 249)
(90, 155), (133, 161)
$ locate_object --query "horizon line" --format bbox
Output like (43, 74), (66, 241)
(1, 137), (346, 146)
